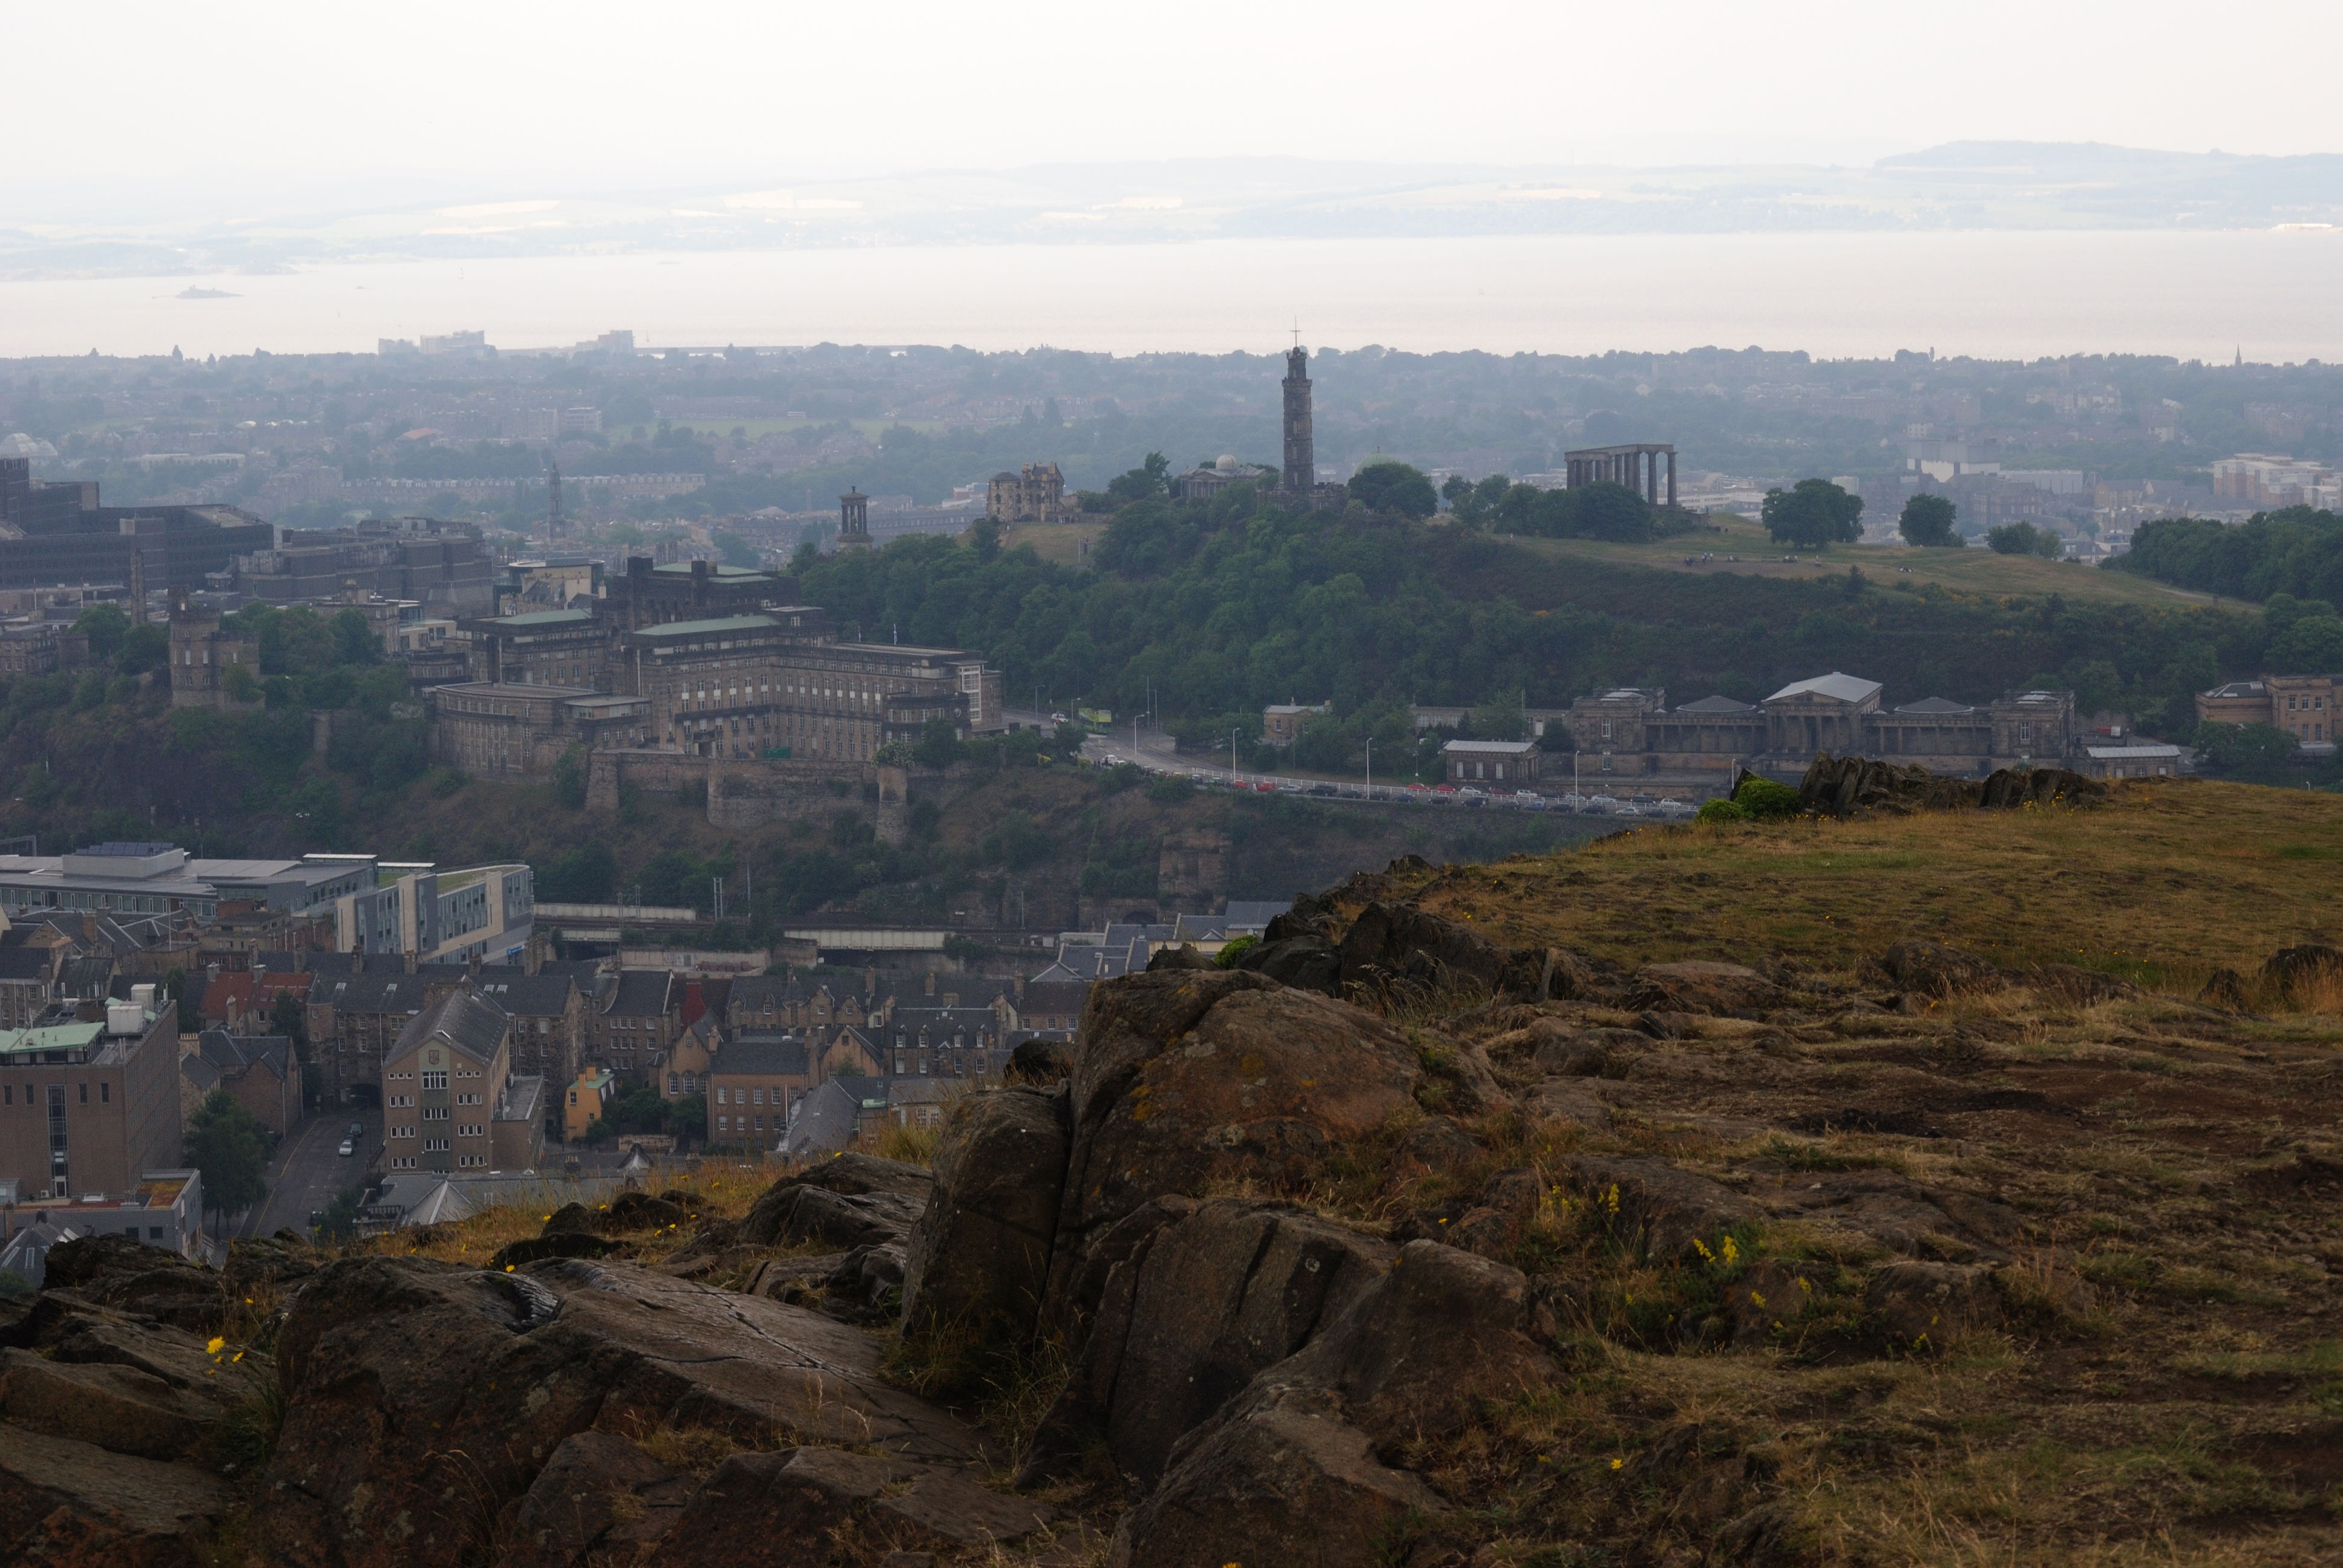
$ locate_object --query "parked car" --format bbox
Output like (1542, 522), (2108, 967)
(1307, 783), (1337, 797)
(347, 1122), (364, 1140)
(337, 1138), (355, 1157)
(1516, 791), (1547, 811)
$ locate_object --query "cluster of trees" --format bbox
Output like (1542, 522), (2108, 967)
(797, 476), (2310, 757)
(2113, 508), (2343, 603)
(1898, 494), (1961, 548)
(1761, 480), (1865, 547)
(1987, 521), (2066, 558)
(185, 1089), (270, 1222)
(1440, 475), (1657, 541)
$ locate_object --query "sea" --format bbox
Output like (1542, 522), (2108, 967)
(3, 229), (2341, 362)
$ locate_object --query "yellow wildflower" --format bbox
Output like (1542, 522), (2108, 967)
(206, 1336), (225, 1355)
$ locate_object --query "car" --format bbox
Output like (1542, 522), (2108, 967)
(1253, 780), (1276, 792)
(337, 1138), (355, 1157)
(1306, 783), (1337, 797)
(1049, 712), (1069, 724)
(347, 1121), (363, 1140)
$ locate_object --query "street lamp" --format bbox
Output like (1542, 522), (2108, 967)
(1364, 735), (1372, 799)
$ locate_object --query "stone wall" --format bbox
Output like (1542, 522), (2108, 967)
(584, 748), (871, 830)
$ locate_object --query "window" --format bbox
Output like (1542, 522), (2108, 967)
(667, 1073), (678, 1094)
(100, 1082), (109, 1103)
(422, 1070), (448, 1089)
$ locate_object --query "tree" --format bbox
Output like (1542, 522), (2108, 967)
(267, 990), (309, 1062)
(968, 516), (1001, 561)
(550, 746), (588, 809)
(1467, 690), (1527, 742)
(1348, 462), (1438, 520)
(2193, 720), (2304, 782)
(70, 603), (131, 664)
(1761, 480), (1864, 548)
(914, 716), (965, 770)
(1899, 493), (1960, 548)
(163, 967), (202, 1033)
(185, 1088), (269, 1220)
(1105, 452), (1172, 506)
(1987, 521), (2062, 558)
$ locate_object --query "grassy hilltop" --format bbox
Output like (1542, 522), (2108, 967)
(350, 776), (2343, 1565)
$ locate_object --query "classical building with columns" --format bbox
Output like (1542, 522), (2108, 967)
(1561, 671), (2082, 780)
(1565, 443), (1677, 509)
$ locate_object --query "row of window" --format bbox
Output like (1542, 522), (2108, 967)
(716, 1113), (773, 1135)
(1, 1081), (108, 1105)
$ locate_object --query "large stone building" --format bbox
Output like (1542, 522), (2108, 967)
(0, 458), (272, 593)
(2198, 675), (2339, 750)
(238, 517), (494, 615)
(381, 990), (524, 1175)
(986, 462), (1067, 522)
(1563, 671), (2085, 779)
(605, 557), (796, 630)
(166, 600), (261, 710)
(0, 991), (180, 1201)
(428, 682), (652, 776)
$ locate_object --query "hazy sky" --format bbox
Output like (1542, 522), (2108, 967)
(9, 0), (2340, 210)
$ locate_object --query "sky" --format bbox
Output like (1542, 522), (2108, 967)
(7, 0), (2340, 216)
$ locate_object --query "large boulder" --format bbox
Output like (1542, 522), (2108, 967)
(259, 1256), (987, 1568)
(1023, 1199), (1395, 1489)
(1863, 940), (2007, 999)
(1624, 961), (1785, 1019)
(0, 1423), (235, 1567)
(0, 1347), (244, 1462)
(33, 1235), (225, 1336)
(1337, 900), (1522, 999)
(1042, 970), (1419, 1334)
(1110, 1242), (1550, 1568)
(1228, 934), (1343, 995)
(900, 1085), (1069, 1342)
(644, 1446), (1050, 1567)
(1569, 1156), (1758, 1264)
(503, 1431), (692, 1568)
(1105, 1385), (1444, 1568)
(13, 1296), (269, 1413)
(737, 1154), (932, 1250)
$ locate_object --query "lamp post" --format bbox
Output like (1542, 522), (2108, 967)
(1364, 735), (1372, 799)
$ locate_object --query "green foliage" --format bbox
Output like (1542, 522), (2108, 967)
(537, 841), (617, 903)
(1144, 771), (1193, 803)
(163, 967), (201, 1034)
(2192, 720), (2304, 782)
(585, 1086), (677, 1143)
(1761, 479), (1864, 548)
(913, 716), (965, 770)
(1696, 797), (1749, 823)
(1734, 776), (1805, 819)
(551, 746), (588, 809)
(1347, 461), (1438, 520)
(70, 603), (131, 664)
(312, 1183), (367, 1243)
(1457, 477), (1656, 541)
(2263, 594), (2343, 673)
(185, 1088), (270, 1218)
(2114, 507), (2343, 603)
(1469, 690), (1529, 742)
(980, 810), (1052, 870)
(1988, 521), (2063, 558)
(267, 990), (309, 1056)
(1898, 492), (1960, 548)
(1214, 933), (1260, 967)
(1105, 451), (1172, 506)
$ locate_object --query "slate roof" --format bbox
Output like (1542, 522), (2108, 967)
(470, 975), (577, 1017)
(0, 947), (53, 983)
(1893, 696), (1977, 714)
(604, 971), (676, 1019)
(392, 990), (510, 1065)
(196, 1030), (295, 1082)
(1765, 671), (1883, 705)
(312, 975), (430, 1015)
(57, 956), (114, 998)
(716, 1033), (810, 1077)
(1675, 694), (1758, 714)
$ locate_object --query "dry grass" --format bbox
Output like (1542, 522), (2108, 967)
(1412, 778), (2343, 991)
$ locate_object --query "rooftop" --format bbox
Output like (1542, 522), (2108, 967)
(633, 615), (779, 639)
(1766, 672), (1883, 705)
(490, 610), (596, 628)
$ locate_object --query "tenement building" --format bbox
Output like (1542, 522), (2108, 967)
(986, 462), (1068, 522)
(1564, 671), (2082, 778)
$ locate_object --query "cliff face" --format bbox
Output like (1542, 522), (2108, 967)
(4, 778), (2341, 1566)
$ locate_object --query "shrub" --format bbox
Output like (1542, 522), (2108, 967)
(1734, 776), (1804, 819)
(1696, 797), (1749, 823)
(1215, 934), (1260, 967)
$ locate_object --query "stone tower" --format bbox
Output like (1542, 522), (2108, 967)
(839, 488), (871, 550)
(1281, 346), (1314, 492)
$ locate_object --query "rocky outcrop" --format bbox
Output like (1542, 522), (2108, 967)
(644, 1445), (1050, 1566)
(503, 1431), (691, 1568)
(31, 1235), (228, 1337)
(0, 1348), (243, 1463)
(0, 1422), (236, 1567)
(1041, 969), (1419, 1335)
(1024, 1199), (1396, 1489)
(1571, 1155), (1758, 1263)
(260, 1256), (988, 1567)
(737, 1154), (931, 1250)
(1862, 939), (2007, 998)
(1111, 1241), (1551, 1568)
(1624, 960), (1786, 1018)
(899, 1085), (1069, 1342)
(1227, 933), (1344, 995)
(2262, 943), (2343, 998)
(1800, 753), (2107, 817)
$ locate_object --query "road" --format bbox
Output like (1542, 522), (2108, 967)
(246, 1105), (379, 1241)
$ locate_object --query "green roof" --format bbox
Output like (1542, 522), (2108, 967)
(0, 1021), (105, 1056)
(653, 562), (773, 578)
(493, 610), (595, 627)
(634, 615), (779, 639)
